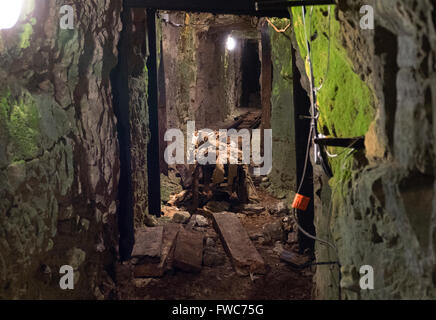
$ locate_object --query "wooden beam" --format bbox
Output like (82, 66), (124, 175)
(212, 212), (266, 276)
(124, 0), (290, 17)
(113, 6), (135, 261)
(255, 0), (336, 11)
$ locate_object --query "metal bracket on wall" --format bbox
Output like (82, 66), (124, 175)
(314, 137), (365, 149)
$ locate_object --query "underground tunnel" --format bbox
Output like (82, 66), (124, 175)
(0, 0), (436, 304)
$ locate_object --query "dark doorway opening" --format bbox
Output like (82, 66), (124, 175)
(240, 40), (261, 108)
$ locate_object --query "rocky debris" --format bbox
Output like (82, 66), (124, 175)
(115, 262), (135, 300)
(242, 204), (265, 215)
(282, 216), (294, 232)
(236, 213), (245, 219)
(273, 241), (285, 256)
(212, 212), (266, 276)
(287, 231), (298, 244)
(144, 214), (159, 227)
(212, 163), (226, 185)
(161, 206), (182, 219)
(262, 220), (285, 244)
(196, 207), (214, 219)
(173, 229), (204, 273)
(160, 170), (183, 203)
(133, 260), (163, 279)
(175, 164), (195, 189)
(187, 214), (210, 228)
(205, 237), (216, 247)
(203, 247), (226, 267)
(172, 211), (191, 224)
(134, 224), (182, 278)
(195, 215), (209, 227)
(131, 227), (164, 264)
(259, 177), (271, 189)
(268, 201), (289, 216)
(167, 190), (191, 207)
(206, 201), (231, 213)
(133, 278), (153, 288)
(248, 231), (263, 241)
(280, 250), (312, 269)
(339, 265), (361, 292)
(67, 248), (86, 271)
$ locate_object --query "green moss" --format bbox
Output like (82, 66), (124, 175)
(290, 6), (375, 186)
(160, 172), (182, 204)
(19, 23), (33, 49)
(0, 91), (41, 162)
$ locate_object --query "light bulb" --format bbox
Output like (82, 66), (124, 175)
(226, 36), (236, 51)
(0, 0), (25, 30)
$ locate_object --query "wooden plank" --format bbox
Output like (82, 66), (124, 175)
(212, 212), (266, 276)
(134, 224), (182, 278)
(173, 228), (204, 273)
(256, 0), (336, 11)
(131, 226), (164, 263)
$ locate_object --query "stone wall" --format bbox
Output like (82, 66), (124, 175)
(287, 0), (436, 299)
(267, 19), (297, 199)
(161, 12), (255, 131)
(0, 0), (122, 299)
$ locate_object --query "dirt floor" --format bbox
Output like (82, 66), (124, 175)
(116, 184), (314, 300)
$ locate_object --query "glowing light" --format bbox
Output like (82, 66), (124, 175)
(226, 36), (236, 51)
(0, 0), (25, 30)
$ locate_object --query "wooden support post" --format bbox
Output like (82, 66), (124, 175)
(112, 5), (134, 260)
(146, 9), (162, 217)
(261, 21), (272, 131)
(191, 165), (200, 213)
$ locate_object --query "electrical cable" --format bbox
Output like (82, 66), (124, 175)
(290, 3), (341, 300)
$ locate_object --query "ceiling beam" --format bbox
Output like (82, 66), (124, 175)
(124, 0), (290, 17)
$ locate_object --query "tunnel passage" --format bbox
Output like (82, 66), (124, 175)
(108, 6), (320, 298)
(110, 1), (338, 300)
(240, 40), (262, 109)
(0, 0), (433, 302)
